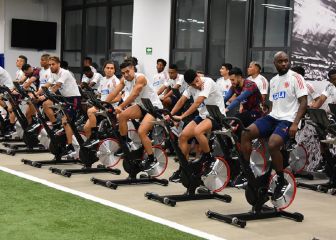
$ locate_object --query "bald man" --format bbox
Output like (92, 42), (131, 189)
(240, 51), (308, 201)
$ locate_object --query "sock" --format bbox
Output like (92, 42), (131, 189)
(276, 171), (284, 182)
(147, 154), (154, 161)
(120, 135), (128, 145)
(66, 144), (74, 150)
(203, 151), (211, 159)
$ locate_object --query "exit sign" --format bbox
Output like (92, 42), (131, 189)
(146, 47), (152, 55)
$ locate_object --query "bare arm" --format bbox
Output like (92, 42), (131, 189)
(105, 79), (125, 103)
(171, 95), (188, 115)
(180, 96), (206, 119)
(118, 76), (146, 109)
(23, 76), (37, 90)
(311, 94), (327, 109)
(157, 85), (167, 96)
(289, 95), (307, 137)
(51, 82), (62, 93)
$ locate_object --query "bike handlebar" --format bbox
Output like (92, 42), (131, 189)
(155, 108), (181, 122)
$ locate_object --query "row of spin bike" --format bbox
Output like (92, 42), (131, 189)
(1, 83), (336, 228)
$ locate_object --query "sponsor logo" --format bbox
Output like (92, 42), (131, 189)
(101, 89), (109, 95)
(284, 82), (289, 88)
(272, 91), (286, 100)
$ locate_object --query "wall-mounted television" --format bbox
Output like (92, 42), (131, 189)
(11, 18), (57, 50)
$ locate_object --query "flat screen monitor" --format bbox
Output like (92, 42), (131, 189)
(11, 18), (57, 50)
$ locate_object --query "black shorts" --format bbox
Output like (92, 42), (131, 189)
(185, 115), (219, 144)
(64, 96), (81, 120)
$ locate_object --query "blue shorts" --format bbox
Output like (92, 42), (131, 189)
(254, 115), (292, 142)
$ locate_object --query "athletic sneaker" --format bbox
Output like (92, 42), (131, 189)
(63, 144), (75, 156)
(169, 169), (181, 183)
(233, 173), (248, 188)
(272, 178), (290, 200)
(141, 156), (159, 172)
(114, 148), (124, 157)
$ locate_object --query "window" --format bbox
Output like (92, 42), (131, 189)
(62, 0), (133, 76)
(171, 0), (248, 77)
(110, 4), (133, 66)
(85, 6), (107, 71)
(249, 0), (293, 74)
(63, 10), (82, 69)
(171, 0), (206, 72)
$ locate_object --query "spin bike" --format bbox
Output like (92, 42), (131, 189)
(0, 83), (48, 155)
(205, 105), (303, 228)
(21, 87), (81, 168)
(90, 99), (169, 189)
(296, 106), (336, 194)
(142, 98), (232, 206)
(43, 89), (120, 177)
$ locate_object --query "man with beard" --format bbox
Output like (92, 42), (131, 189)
(240, 51), (308, 201)
(48, 56), (81, 156)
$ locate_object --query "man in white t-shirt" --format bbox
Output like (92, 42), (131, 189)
(171, 69), (226, 177)
(157, 64), (186, 109)
(0, 66), (14, 121)
(312, 69), (336, 110)
(48, 56), (82, 155)
(15, 55), (27, 83)
(247, 61), (269, 101)
(0, 66), (14, 89)
(106, 60), (163, 171)
(83, 60), (121, 138)
(291, 66), (320, 106)
(216, 63), (232, 102)
(39, 54), (52, 88)
(241, 51), (308, 201)
(81, 66), (103, 91)
(152, 59), (168, 95)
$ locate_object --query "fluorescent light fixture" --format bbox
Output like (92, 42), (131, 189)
(180, 28), (187, 31)
(114, 31), (132, 35)
(265, 6), (293, 11)
(197, 29), (204, 32)
(261, 3), (292, 10)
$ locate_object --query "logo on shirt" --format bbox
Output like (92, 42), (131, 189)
(101, 89), (109, 95)
(272, 91), (286, 100)
(284, 82), (289, 88)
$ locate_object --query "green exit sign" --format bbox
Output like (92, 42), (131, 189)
(146, 47), (152, 55)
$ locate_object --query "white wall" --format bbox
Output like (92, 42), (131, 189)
(132, 0), (171, 81)
(0, 0), (4, 54)
(4, 0), (61, 78)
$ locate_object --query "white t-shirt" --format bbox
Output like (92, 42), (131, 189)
(0, 67), (14, 89)
(164, 74), (187, 94)
(98, 75), (120, 102)
(124, 73), (162, 109)
(152, 71), (169, 94)
(183, 77), (226, 119)
(321, 82), (336, 112)
(216, 77), (231, 98)
(39, 68), (52, 87)
(269, 70), (308, 122)
(247, 74), (269, 95)
(306, 81), (320, 105)
(50, 68), (81, 97)
(15, 69), (24, 81)
(82, 72), (103, 90)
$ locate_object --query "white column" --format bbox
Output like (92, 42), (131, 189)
(132, 0), (172, 81)
(0, 0), (5, 54)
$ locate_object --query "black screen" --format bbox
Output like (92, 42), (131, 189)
(11, 19), (57, 50)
